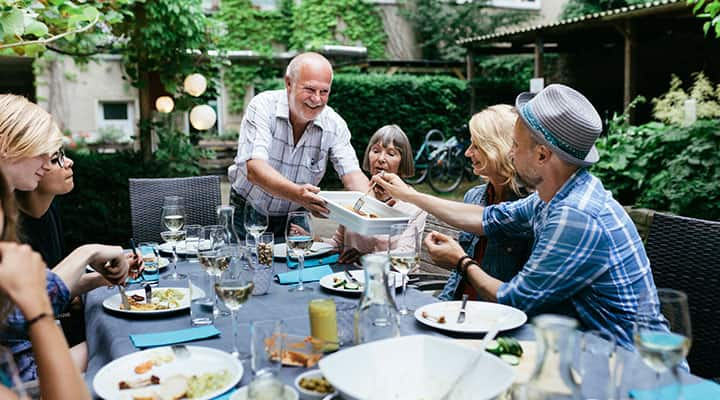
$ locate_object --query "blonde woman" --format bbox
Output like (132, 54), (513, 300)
(324, 125), (426, 264)
(371, 106), (532, 300)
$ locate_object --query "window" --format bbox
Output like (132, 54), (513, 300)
(97, 101), (135, 143)
(102, 103), (128, 120)
(250, 0), (278, 11)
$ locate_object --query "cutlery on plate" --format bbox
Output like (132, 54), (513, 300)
(172, 344), (191, 359)
(118, 285), (131, 309)
(144, 283), (152, 304)
(343, 266), (360, 284)
(457, 294), (469, 324)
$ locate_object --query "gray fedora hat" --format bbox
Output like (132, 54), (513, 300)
(515, 84), (602, 167)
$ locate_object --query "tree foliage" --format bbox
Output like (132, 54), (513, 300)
(689, 0), (720, 38)
(560, 0), (648, 19)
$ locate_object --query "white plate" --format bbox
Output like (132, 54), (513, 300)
(273, 242), (335, 259)
(158, 239), (212, 255)
(318, 191), (411, 235)
(93, 346), (243, 400)
(319, 335), (516, 400)
(102, 287), (196, 315)
(414, 301), (527, 334)
(230, 384), (299, 400)
(86, 257), (169, 273)
(319, 270), (402, 294)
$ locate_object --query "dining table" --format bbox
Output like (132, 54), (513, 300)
(83, 255), (707, 399)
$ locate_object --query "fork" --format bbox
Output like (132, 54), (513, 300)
(352, 182), (377, 214)
(117, 284), (131, 309)
(456, 294), (469, 324)
(171, 344), (191, 360)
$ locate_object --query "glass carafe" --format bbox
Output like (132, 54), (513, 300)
(526, 314), (581, 400)
(217, 205), (241, 245)
(354, 254), (400, 344)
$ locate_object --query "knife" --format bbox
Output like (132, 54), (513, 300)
(118, 284), (131, 309)
(457, 294), (469, 324)
(144, 283), (152, 305)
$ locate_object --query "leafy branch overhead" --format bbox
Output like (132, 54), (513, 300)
(688, 0), (720, 38)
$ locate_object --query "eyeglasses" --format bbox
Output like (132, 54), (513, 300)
(50, 148), (65, 168)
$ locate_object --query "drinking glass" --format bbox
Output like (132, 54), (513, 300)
(251, 319), (284, 377)
(634, 288), (692, 400)
(571, 330), (617, 400)
(285, 211), (314, 293)
(184, 224), (202, 262)
(215, 257), (254, 359)
(161, 205), (185, 232)
(204, 224), (227, 250)
(160, 230), (186, 280)
(137, 241), (160, 286)
(163, 195), (184, 207)
(0, 345), (28, 399)
(189, 271), (214, 326)
(387, 223), (420, 315)
(244, 201), (268, 242)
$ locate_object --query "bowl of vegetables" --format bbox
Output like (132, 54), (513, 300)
(294, 369), (336, 400)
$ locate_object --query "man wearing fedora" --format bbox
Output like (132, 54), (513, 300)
(372, 84), (665, 349)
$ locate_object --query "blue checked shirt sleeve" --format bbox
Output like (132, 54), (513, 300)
(496, 206), (610, 314)
(2, 271), (70, 341)
(482, 194), (536, 238)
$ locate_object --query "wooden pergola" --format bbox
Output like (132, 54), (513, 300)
(458, 0), (720, 120)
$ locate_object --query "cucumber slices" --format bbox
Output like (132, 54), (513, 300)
(485, 337), (523, 366)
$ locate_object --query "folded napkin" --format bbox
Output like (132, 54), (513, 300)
(211, 388), (237, 400)
(130, 325), (220, 348)
(275, 265), (334, 284)
(629, 380), (720, 400)
(286, 253), (339, 269)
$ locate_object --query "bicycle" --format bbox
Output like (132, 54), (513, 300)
(405, 128), (446, 185)
(427, 127), (475, 194)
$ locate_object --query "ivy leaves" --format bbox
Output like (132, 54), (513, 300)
(689, 0), (720, 38)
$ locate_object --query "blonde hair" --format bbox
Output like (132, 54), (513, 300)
(362, 124), (415, 178)
(0, 94), (63, 161)
(468, 104), (522, 195)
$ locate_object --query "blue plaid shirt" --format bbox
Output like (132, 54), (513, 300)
(484, 169), (664, 349)
(1, 271), (70, 381)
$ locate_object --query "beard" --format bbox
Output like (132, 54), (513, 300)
(512, 160), (542, 190)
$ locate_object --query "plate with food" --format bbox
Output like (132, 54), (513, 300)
(93, 345), (243, 400)
(158, 239), (212, 256)
(274, 242), (336, 259)
(319, 270), (402, 294)
(102, 287), (195, 315)
(414, 301), (527, 334)
(318, 191), (411, 235)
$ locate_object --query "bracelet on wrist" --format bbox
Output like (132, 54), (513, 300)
(461, 260), (480, 278)
(455, 255), (471, 275)
(26, 312), (52, 330)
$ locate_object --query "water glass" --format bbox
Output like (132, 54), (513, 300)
(184, 224), (202, 261)
(251, 264), (273, 296)
(0, 346), (28, 399)
(336, 301), (357, 346)
(137, 241), (160, 286)
(251, 319), (284, 377)
(188, 271), (213, 326)
(572, 330), (617, 400)
(285, 211), (314, 293)
(388, 223), (420, 315)
(248, 370), (284, 400)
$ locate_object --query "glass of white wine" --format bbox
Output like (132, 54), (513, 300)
(244, 201), (268, 266)
(215, 250), (254, 360)
(634, 288), (692, 400)
(163, 195), (184, 207)
(388, 223), (421, 315)
(160, 230), (187, 280)
(161, 205), (185, 232)
(285, 211), (314, 293)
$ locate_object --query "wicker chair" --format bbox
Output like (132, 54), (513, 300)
(128, 176), (222, 243)
(645, 212), (720, 379)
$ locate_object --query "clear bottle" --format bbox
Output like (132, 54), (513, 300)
(526, 314), (581, 400)
(217, 205), (241, 245)
(354, 253), (400, 344)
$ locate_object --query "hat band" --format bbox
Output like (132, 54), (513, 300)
(519, 104), (588, 160)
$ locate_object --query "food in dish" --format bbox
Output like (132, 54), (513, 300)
(120, 288), (185, 311)
(331, 277), (361, 291)
(485, 337), (523, 366)
(118, 370), (232, 399)
(343, 205), (378, 218)
(267, 334), (324, 367)
(421, 311), (446, 324)
(298, 375), (334, 394)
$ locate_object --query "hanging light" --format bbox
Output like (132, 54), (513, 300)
(189, 105), (216, 130)
(183, 73), (207, 97)
(155, 96), (175, 113)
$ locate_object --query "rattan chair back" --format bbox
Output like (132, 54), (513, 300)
(129, 176), (221, 243)
(645, 212), (720, 378)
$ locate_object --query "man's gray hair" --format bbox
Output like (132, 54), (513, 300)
(285, 52), (334, 83)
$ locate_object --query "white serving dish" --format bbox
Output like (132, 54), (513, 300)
(318, 191), (411, 235)
(318, 335), (516, 400)
(294, 369), (335, 400)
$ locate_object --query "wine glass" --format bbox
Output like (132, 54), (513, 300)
(388, 223), (421, 315)
(634, 288), (692, 400)
(161, 205), (185, 232)
(285, 211), (314, 293)
(160, 230), (187, 280)
(244, 201), (268, 260)
(163, 195), (184, 207)
(215, 249), (254, 360)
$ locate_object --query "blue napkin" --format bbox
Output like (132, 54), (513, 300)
(629, 380), (720, 399)
(130, 325), (221, 348)
(275, 265), (334, 284)
(211, 388), (237, 400)
(286, 253), (339, 269)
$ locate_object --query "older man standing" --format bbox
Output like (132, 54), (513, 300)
(228, 52), (368, 238)
(372, 84), (666, 349)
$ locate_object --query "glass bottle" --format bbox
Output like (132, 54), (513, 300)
(354, 253), (400, 344)
(217, 205), (241, 245)
(526, 314), (581, 400)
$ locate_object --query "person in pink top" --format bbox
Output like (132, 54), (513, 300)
(324, 125), (426, 264)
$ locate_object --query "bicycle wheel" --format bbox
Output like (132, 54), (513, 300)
(428, 149), (464, 193)
(405, 151), (429, 184)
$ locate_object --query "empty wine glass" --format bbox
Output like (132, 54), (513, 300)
(634, 288), (692, 400)
(388, 223), (421, 315)
(285, 211), (314, 293)
(215, 249), (254, 360)
(161, 205), (185, 232)
(244, 201), (268, 261)
(160, 230), (187, 280)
